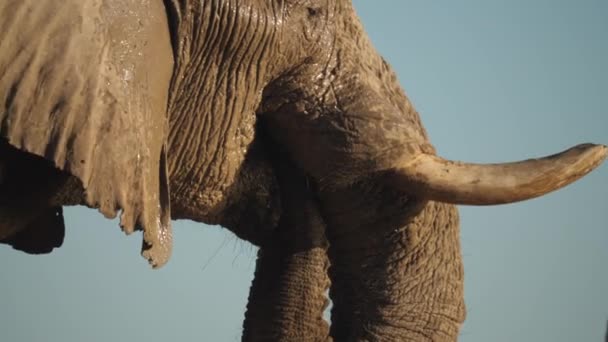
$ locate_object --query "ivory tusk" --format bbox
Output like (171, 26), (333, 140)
(392, 143), (607, 205)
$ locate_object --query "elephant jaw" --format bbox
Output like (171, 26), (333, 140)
(391, 143), (607, 205)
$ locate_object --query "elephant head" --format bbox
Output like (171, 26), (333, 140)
(0, 0), (606, 340)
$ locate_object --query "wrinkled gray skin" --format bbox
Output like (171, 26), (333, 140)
(0, 1), (603, 341)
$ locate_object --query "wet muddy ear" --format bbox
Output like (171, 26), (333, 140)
(0, 1), (174, 267)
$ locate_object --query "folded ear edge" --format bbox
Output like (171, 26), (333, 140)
(0, 0), (175, 267)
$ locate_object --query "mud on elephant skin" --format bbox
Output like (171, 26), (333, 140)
(1, 0), (607, 341)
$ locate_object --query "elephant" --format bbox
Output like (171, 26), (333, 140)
(0, 0), (606, 341)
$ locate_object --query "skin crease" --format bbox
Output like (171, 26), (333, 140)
(0, 1), (605, 341)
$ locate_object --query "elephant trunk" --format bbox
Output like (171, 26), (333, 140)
(322, 184), (465, 341)
(314, 47), (470, 337)
(242, 156), (331, 341)
(242, 243), (331, 342)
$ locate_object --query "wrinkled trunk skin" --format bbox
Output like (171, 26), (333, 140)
(322, 181), (466, 341)
(317, 26), (468, 337)
(242, 155), (331, 341)
(243, 241), (331, 341)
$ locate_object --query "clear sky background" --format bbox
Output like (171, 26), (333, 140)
(1, 1), (607, 341)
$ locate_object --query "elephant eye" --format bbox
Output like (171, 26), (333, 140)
(307, 7), (321, 17)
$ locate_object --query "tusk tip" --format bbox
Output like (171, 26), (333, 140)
(596, 143), (607, 157)
(577, 143), (608, 167)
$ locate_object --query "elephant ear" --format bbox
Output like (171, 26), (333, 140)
(0, 1), (174, 267)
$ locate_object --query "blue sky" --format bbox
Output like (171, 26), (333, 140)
(1, 1), (607, 341)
